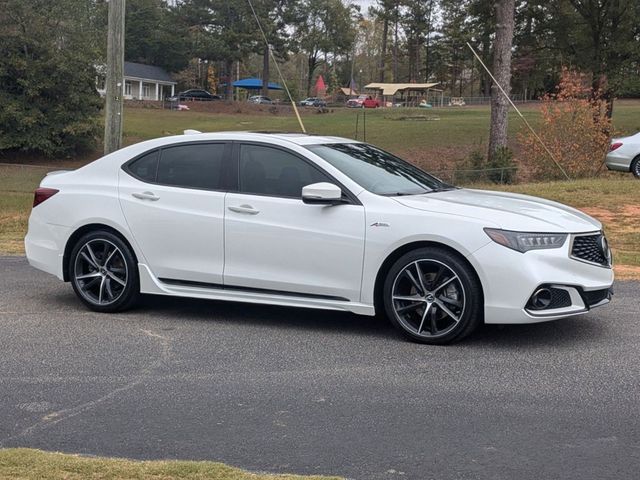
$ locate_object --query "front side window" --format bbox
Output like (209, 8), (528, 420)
(239, 145), (330, 198)
(306, 143), (453, 196)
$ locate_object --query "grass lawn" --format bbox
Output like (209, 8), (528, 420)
(0, 448), (342, 480)
(120, 100), (640, 171)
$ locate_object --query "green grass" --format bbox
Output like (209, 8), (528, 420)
(120, 101), (640, 162)
(0, 448), (342, 480)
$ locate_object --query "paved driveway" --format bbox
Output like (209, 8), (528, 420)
(0, 256), (638, 479)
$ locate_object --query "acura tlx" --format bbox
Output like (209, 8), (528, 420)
(25, 132), (614, 344)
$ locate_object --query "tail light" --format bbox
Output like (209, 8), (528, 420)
(33, 187), (59, 207)
(609, 142), (623, 151)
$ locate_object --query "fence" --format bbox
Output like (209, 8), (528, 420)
(422, 93), (531, 108)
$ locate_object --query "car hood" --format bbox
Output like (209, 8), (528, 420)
(393, 188), (601, 232)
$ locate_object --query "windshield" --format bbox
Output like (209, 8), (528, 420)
(306, 143), (454, 196)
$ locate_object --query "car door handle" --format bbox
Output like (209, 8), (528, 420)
(132, 191), (160, 201)
(228, 204), (259, 215)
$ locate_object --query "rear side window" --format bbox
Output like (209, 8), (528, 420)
(239, 144), (330, 198)
(157, 144), (225, 190)
(127, 150), (158, 182)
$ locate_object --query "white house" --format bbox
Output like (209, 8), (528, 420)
(98, 62), (177, 100)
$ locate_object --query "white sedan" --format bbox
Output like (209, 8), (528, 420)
(25, 132), (614, 344)
(606, 132), (640, 178)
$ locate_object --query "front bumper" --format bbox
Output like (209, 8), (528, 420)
(470, 238), (614, 324)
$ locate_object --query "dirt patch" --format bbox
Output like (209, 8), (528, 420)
(580, 207), (617, 223)
(613, 264), (640, 280)
(622, 205), (640, 216)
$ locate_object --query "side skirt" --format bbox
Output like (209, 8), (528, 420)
(137, 263), (376, 316)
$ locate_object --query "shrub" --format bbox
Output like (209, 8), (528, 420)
(0, 0), (102, 157)
(518, 68), (611, 180)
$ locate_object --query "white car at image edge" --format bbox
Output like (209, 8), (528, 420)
(605, 132), (640, 178)
(25, 132), (614, 344)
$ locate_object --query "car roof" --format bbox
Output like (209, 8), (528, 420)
(138, 131), (359, 148)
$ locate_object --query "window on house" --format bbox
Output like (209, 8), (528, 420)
(124, 81), (132, 96)
(142, 83), (151, 99)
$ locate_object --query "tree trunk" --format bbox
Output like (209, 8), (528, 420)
(225, 59), (234, 102)
(392, 3), (399, 82)
(488, 0), (515, 161)
(379, 17), (388, 82)
(262, 47), (270, 98)
(307, 54), (317, 96)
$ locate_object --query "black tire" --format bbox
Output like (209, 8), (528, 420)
(631, 157), (640, 178)
(382, 247), (483, 345)
(69, 230), (139, 313)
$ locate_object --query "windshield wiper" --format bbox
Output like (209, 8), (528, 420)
(380, 191), (428, 196)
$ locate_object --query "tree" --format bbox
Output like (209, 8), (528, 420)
(561, 0), (638, 117)
(371, 0), (395, 82)
(178, 0), (255, 100)
(124, 0), (189, 73)
(0, 0), (102, 156)
(294, 0), (358, 95)
(488, 0), (515, 161)
(247, 1), (296, 98)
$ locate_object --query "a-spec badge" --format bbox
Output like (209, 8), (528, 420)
(370, 222), (390, 227)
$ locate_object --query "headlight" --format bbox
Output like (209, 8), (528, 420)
(484, 228), (567, 253)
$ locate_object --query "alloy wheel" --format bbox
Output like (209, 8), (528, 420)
(73, 239), (128, 306)
(391, 259), (466, 339)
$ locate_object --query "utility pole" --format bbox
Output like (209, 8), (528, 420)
(104, 0), (125, 155)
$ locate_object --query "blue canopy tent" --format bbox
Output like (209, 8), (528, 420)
(232, 77), (284, 90)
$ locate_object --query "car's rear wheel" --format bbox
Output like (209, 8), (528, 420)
(382, 248), (483, 344)
(631, 156), (640, 178)
(69, 231), (139, 312)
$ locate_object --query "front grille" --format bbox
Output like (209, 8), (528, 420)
(583, 288), (610, 306)
(548, 288), (572, 309)
(571, 233), (610, 266)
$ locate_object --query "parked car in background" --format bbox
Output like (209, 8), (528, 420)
(169, 89), (221, 102)
(362, 97), (380, 108)
(25, 131), (613, 345)
(299, 97), (327, 107)
(248, 95), (273, 104)
(346, 95), (369, 108)
(606, 133), (640, 178)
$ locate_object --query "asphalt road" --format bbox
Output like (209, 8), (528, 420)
(0, 256), (639, 479)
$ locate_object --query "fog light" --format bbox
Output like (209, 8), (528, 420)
(530, 288), (552, 309)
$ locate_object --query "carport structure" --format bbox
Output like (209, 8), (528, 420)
(363, 82), (443, 107)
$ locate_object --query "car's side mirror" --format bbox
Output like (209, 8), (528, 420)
(302, 182), (344, 205)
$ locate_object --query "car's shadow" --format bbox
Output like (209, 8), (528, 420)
(130, 294), (608, 348)
(49, 289), (610, 348)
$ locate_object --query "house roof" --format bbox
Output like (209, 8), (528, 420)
(232, 77), (283, 90)
(124, 62), (176, 84)
(364, 82), (439, 96)
(339, 87), (358, 96)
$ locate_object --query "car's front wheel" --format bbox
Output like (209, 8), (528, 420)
(69, 231), (139, 312)
(383, 247), (483, 344)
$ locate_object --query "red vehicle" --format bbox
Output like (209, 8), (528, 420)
(362, 96), (380, 108)
(346, 95), (380, 108)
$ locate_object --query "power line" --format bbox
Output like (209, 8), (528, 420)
(246, 0), (306, 133)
